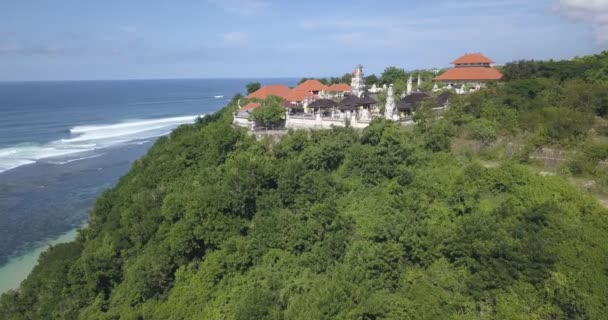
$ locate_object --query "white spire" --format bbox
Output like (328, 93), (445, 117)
(351, 64), (366, 98)
(385, 84), (395, 120)
(417, 74), (422, 87)
(406, 75), (413, 95)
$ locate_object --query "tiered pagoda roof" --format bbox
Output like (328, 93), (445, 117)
(435, 53), (503, 82)
(451, 53), (495, 65)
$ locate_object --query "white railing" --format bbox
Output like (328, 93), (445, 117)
(289, 114), (315, 120)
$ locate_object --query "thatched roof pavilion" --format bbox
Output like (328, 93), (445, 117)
(309, 99), (338, 110)
(338, 94), (377, 110)
(358, 95), (377, 106)
(397, 92), (431, 112)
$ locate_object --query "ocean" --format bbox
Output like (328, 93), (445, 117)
(0, 78), (296, 293)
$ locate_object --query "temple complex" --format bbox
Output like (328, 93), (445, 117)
(234, 64), (451, 130)
(435, 53), (503, 93)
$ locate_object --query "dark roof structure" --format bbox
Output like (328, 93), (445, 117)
(397, 92), (431, 112)
(338, 94), (378, 110)
(358, 95), (377, 106)
(402, 92), (431, 104)
(435, 91), (452, 107)
(396, 100), (414, 112)
(338, 95), (361, 108)
(309, 99), (338, 109)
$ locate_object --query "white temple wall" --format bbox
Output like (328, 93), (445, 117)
(286, 117), (347, 130)
(233, 117), (254, 130)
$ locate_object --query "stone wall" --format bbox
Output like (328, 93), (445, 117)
(233, 117), (253, 130)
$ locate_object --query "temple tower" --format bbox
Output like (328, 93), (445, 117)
(351, 64), (366, 98)
(385, 84), (395, 120)
(406, 75), (413, 95)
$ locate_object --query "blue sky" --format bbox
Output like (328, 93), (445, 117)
(0, 0), (606, 80)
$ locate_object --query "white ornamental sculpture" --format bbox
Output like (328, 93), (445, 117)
(406, 75), (413, 95)
(351, 64), (366, 98)
(417, 74), (422, 87)
(370, 83), (378, 93)
(385, 84), (396, 120)
(432, 83), (439, 92)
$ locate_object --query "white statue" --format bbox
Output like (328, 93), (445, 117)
(385, 84), (395, 120)
(369, 83), (378, 93)
(417, 74), (422, 87)
(406, 75), (413, 95)
(350, 64), (366, 98)
(432, 83), (439, 92)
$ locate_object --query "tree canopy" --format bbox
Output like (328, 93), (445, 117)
(246, 82), (261, 95)
(249, 95), (285, 129)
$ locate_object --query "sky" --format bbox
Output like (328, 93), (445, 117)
(0, 0), (606, 81)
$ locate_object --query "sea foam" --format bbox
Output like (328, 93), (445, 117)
(0, 114), (203, 174)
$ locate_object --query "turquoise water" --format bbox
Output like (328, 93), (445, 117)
(0, 228), (78, 293)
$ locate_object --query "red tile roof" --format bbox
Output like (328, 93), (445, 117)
(287, 89), (316, 102)
(246, 83), (321, 103)
(239, 102), (261, 112)
(435, 67), (503, 81)
(327, 83), (352, 92)
(451, 53), (495, 65)
(247, 84), (292, 100)
(295, 79), (329, 92)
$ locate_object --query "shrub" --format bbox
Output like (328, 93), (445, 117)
(468, 119), (498, 145)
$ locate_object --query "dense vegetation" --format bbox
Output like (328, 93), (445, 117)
(502, 51), (608, 83)
(2, 52), (608, 320)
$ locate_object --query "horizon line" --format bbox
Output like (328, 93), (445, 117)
(0, 76), (308, 83)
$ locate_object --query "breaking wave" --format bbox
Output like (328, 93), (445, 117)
(0, 115), (203, 174)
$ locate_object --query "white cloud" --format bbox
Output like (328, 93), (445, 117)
(553, 0), (608, 45)
(207, 0), (270, 16)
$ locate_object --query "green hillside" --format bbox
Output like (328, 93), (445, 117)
(2, 52), (608, 319)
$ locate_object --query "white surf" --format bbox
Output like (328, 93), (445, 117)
(0, 114), (203, 174)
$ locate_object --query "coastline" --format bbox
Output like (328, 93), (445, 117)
(0, 228), (79, 293)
